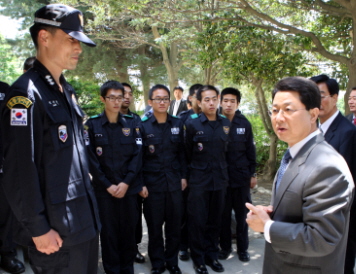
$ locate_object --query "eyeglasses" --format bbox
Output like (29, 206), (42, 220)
(321, 95), (331, 100)
(105, 96), (123, 102)
(151, 98), (170, 103)
(268, 108), (306, 118)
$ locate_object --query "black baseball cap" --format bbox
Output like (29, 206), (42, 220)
(31, 4), (96, 47)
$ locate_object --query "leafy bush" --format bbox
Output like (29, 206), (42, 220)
(246, 114), (288, 174)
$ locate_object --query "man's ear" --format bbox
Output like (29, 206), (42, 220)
(38, 29), (50, 47)
(197, 100), (202, 108)
(100, 96), (106, 104)
(148, 100), (153, 107)
(310, 107), (320, 123)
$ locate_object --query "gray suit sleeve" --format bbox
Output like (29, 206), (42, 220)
(270, 162), (353, 257)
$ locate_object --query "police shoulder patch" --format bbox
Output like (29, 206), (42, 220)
(190, 113), (199, 119)
(7, 96), (32, 109)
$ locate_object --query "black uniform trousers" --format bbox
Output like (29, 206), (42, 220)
(344, 204), (356, 274)
(135, 194), (144, 247)
(180, 187), (189, 251)
(188, 188), (225, 266)
(220, 186), (251, 253)
(143, 190), (183, 268)
(96, 193), (138, 274)
(0, 180), (16, 258)
(29, 233), (99, 274)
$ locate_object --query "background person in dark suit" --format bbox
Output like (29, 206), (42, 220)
(311, 74), (356, 274)
(347, 87), (356, 124)
(169, 86), (187, 116)
(246, 76), (354, 274)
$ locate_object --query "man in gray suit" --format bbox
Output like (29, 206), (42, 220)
(347, 87), (356, 124)
(246, 76), (354, 274)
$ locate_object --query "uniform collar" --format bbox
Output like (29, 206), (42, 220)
(150, 114), (174, 125)
(33, 60), (66, 92)
(199, 112), (221, 123)
(100, 111), (123, 126)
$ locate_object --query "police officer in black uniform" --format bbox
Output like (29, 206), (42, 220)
(185, 85), (230, 274)
(140, 84), (187, 274)
(178, 84), (202, 124)
(85, 80), (142, 274)
(121, 82), (146, 264)
(0, 4), (101, 273)
(177, 83), (202, 262)
(218, 88), (257, 262)
(0, 81), (26, 274)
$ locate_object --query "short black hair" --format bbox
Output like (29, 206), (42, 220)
(273, 77), (321, 110)
(310, 74), (339, 96)
(100, 80), (124, 98)
(221, 87), (241, 103)
(189, 84), (203, 96)
(121, 82), (132, 91)
(173, 86), (184, 92)
(186, 95), (192, 107)
(196, 85), (219, 101)
(351, 87), (356, 91)
(23, 57), (36, 71)
(149, 84), (170, 99)
(29, 24), (58, 49)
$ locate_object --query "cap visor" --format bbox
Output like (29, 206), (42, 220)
(63, 29), (96, 47)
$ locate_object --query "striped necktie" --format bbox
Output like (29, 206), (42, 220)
(275, 149), (292, 191)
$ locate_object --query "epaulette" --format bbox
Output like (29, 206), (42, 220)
(90, 114), (100, 119)
(141, 115), (151, 122)
(219, 114), (227, 119)
(171, 115), (179, 119)
(123, 114), (133, 118)
(190, 113), (199, 119)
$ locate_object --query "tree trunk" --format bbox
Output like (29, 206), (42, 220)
(252, 78), (278, 183)
(152, 26), (180, 96)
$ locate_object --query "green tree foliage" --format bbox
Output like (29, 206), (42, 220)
(0, 35), (22, 84)
(68, 79), (103, 117)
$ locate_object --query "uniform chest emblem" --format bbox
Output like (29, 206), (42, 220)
(236, 128), (245, 134)
(96, 147), (103, 156)
(197, 143), (203, 151)
(122, 128), (130, 136)
(58, 125), (68, 142)
(136, 127), (140, 135)
(223, 126), (230, 135)
(149, 145), (155, 153)
(171, 127), (179, 134)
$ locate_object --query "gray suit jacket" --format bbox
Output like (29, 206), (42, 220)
(263, 133), (354, 274)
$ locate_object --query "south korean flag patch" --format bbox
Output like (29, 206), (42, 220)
(11, 108), (28, 126)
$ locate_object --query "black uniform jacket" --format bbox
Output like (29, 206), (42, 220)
(141, 114), (187, 192)
(185, 112), (230, 190)
(227, 110), (256, 187)
(0, 60), (100, 247)
(85, 112), (142, 196)
(178, 108), (195, 124)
